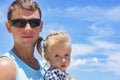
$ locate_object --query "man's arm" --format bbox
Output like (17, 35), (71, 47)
(0, 57), (16, 80)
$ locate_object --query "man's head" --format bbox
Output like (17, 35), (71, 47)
(5, 0), (43, 48)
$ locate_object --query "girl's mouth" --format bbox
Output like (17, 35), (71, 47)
(61, 65), (66, 67)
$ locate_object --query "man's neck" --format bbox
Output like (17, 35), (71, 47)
(12, 46), (40, 70)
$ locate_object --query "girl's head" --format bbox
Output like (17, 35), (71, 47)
(43, 31), (71, 72)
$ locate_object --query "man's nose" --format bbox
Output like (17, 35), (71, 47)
(24, 22), (32, 31)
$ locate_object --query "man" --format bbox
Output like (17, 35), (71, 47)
(0, 0), (45, 80)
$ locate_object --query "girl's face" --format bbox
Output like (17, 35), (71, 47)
(45, 42), (71, 72)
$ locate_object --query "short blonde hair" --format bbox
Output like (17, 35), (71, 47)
(43, 31), (71, 54)
(7, 0), (42, 20)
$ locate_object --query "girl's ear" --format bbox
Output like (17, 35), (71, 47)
(44, 54), (49, 61)
(6, 22), (12, 33)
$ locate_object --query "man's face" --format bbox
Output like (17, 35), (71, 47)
(6, 9), (43, 48)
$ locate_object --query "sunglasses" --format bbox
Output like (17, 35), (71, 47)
(9, 18), (41, 28)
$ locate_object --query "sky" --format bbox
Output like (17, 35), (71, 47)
(0, 0), (120, 80)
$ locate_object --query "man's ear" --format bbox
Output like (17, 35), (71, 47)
(5, 22), (12, 33)
(39, 21), (43, 32)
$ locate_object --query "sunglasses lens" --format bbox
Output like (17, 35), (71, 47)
(10, 19), (41, 28)
(10, 19), (27, 28)
(29, 19), (41, 28)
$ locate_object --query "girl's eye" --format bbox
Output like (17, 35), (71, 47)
(65, 54), (69, 57)
(54, 55), (60, 59)
(55, 55), (59, 57)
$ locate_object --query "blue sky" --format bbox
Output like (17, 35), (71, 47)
(0, 0), (120, 80)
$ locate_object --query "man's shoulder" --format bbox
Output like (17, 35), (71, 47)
(0, 56), (16, 80)
(0, 51), (16, 69)
(0, 56), (15, 67)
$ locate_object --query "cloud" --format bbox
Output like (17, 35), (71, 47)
(70, 25), (120, 75)
(89, 25), (115, 37)
(42, 22), (68, 38)
(70, 59), (87, 68)
(92, 40), (120, 50)
(88, 26), (120, 51)
(69, 57), (102, 72)
(43, 6), (120, 27)
(0, 10), (6, 24)
(105, 52), (120, 75)
(43, 5), (120, 23)
(71, 43), (96, 56)
(106, 6), (120, 21)
(71, 45), (120, 75)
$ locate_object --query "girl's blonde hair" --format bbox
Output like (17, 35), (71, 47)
(43, 31), (71, 55)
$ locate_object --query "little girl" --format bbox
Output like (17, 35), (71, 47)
(43, 31), (74, 80)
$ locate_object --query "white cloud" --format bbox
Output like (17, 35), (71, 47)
(89, 25), (115, 37)
(70, 25), (120, 75)
(72, 43), (96, 56)
(106, 6), (120, 21)
(105, 52), (120, 75)
(69, 57), (102, 72)
(88, 25), (120, 50)
(72, 38), (120, 57)
(70, 59), (87, 68)
(92, 57), (99, 64)
(43, 5), (120, 22)
(41, 23), (67, 37)
(92, 40), (120, 50)
(0, 10), (6, 24)
(71, 39), (120, 75)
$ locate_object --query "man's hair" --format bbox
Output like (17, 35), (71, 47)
(7, 0), (42, 20)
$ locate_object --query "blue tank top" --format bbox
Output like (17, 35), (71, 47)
(3, 50), (46, 80)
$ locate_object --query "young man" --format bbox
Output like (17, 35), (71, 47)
(0, 0), (45, 80)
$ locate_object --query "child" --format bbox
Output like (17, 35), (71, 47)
(43, 31), (74, 80)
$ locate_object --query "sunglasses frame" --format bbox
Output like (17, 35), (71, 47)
(9, 18), (41, 28)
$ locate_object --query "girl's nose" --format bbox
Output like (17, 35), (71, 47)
(61, 57), (66, 62)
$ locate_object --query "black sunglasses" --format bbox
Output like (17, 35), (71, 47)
(9, 18), (41, 28)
